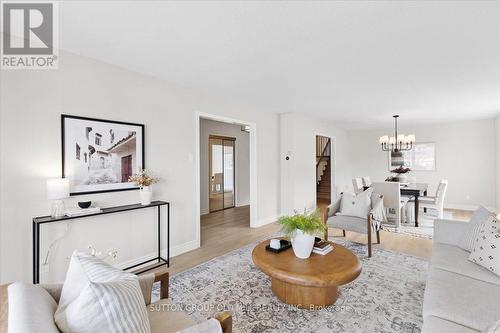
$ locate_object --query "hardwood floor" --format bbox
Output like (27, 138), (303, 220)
(160, 205), (472, 277)
(164, 206), (280, 276)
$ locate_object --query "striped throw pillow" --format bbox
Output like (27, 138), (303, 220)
(55, 250), (151, 333)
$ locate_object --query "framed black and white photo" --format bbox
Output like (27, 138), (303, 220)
(61, 115), (145, 195)
(388, 142), (436, 171)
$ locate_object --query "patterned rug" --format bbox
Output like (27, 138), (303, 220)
(381, 211), (454, 239)
(153, 238), (427, 333)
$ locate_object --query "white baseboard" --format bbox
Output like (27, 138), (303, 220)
(252, 214), (280, 228)
(444, 203), (478, 211)
(113, 239), (200, 270)
(444, 203), (498, 213)
(114, 252), (160, 270)
(170, 239), (200, 257)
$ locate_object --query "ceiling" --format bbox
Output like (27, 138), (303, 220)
(59, 1), (500, 129)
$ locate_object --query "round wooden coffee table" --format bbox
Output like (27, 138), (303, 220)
(252, 239), (361, 309)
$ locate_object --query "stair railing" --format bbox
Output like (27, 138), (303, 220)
(316, 137), (331, 168)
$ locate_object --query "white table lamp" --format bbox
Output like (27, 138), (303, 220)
(47, 178), (70, 217)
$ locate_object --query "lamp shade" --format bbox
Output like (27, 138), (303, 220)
(379, 136), (389, 144)
(46, 178), (70, 200)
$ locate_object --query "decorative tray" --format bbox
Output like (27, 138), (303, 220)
(265, 240), (292, 253)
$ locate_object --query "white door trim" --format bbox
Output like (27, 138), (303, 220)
(195, 112), (258, 247)
(314, 133), (336, 202)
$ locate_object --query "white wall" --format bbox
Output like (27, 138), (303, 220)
(496, 114), (500, 210)
(280, 113), (353, 215)
(348, 118), (496, 209)
(0, 50), (280, 283)
(199, 119), (250, 215)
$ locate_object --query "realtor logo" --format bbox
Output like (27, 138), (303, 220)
(1, 1), (58, 69)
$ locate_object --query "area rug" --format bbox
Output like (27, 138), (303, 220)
(154, 238), (428, 333)
(381, 211), (454, 239)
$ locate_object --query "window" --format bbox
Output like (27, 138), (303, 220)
(84, 152), (87, 163)
(76, 144), (81, 160)
(389, 143), (436, 171)
(95, 133), (102, 145)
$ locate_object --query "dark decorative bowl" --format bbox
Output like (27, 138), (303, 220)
(78, 201), (92, 209)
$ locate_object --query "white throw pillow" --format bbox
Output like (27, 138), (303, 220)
(468, 216), (500, 277)
(8, 282), (60, 333)
(337, 188), (373, 219)
(458, 206), (494, 252)
(55, 250), (151, 333)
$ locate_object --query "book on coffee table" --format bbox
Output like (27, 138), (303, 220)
(313, 246), (333, 255)
(313, 239), (333, 255)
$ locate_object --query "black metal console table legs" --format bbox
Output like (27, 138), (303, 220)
(33, 201), (170, 284)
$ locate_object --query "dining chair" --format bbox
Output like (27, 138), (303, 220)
(352, 178), (364, 194)
(371, 182), (409, 227)
(406, 180), (448, 221)
(362, 176), (372, 187)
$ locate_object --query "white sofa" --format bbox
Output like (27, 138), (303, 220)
(422, 219), (500, 332)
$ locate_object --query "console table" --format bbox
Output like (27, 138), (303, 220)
(32, 200), (169, 283)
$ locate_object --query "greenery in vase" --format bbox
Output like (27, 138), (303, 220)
(128, 169), (160, 188)
(278, 210), (326, 239)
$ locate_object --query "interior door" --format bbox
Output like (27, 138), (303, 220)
(209, 136), (235, 212)
(223, 140), (235, 208)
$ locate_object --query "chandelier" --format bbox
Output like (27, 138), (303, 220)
(379, 115), (415, 152)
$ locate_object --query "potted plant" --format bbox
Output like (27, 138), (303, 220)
(128, 170), (160, 205)
(278, 210), (326, 259)
(390, 165), (411, 183)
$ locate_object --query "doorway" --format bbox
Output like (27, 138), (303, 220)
(316, 135), (332, 205)
(209, 136), (236, 212)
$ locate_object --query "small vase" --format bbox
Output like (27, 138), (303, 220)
(397, 174), (409, 183)
(139, 186), (152, 205)
(291, 230), (315, 259)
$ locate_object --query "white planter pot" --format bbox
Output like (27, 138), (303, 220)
(397, 174), (408, 183)
(139, 186), (152, 205)
(291, 230), (315, 259)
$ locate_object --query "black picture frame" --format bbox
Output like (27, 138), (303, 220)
(61, 114), (145, 196)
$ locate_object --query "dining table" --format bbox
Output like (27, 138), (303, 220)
(364, 182), (429, 227)
(400, 183), (429, 227)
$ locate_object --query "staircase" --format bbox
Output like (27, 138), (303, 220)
(316, 136), (331, 203)
(316, 160), (331, 201)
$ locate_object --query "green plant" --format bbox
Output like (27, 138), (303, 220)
(278, 210), (326, 238)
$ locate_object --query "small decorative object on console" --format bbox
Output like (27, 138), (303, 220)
(65, 207), (102, 217)
(78, 201), (92, 209)
(46, 178), (70, 218)
(129, 169), (160, 205)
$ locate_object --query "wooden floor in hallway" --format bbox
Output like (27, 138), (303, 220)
(165, 206), (280, 275)
(161, 204), (473, 277)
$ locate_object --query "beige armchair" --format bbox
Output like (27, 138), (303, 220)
(0, 271), (232, 333)
(324, 192), (385, 257)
